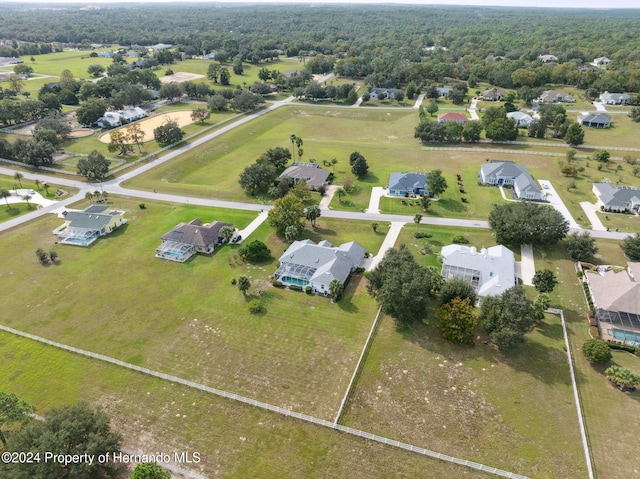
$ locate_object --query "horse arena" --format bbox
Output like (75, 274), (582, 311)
(159, 72), (206, 84)
(99, 111), (197, 144)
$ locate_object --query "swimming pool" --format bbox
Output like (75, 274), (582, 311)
(610, 328), (640, 347)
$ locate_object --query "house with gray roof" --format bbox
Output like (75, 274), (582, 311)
(274, 239), (365, 294)
(599, 91), (630, 105)
(482, 88), (507, 101)
(441, 244), (516, 302)
(506, 111), (533, 128)
(156, 219), (233, 262)
(585, 263), (640, 347)
(578, 112), (611, 128)
(538, 54), (558, 63)
(369, 88), (403, 100)
(594, 56), (610, 66)
(97, 107), (147, 128)
(53, 204), (127, 246)
(479, 161), (544, 201)
(538, 90), (574, 103)
(279, 163), (330, 190)
(592, 183), (640, 213)
(388, 172), (431, 197)
(436, 87), (452, 97)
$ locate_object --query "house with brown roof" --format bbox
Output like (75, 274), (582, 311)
(538, 90), (575, 103)
(437, 112), (468, 124)
(279, 163), (330, 190)
(585, 263), (640, 347)
(482, 88), (507, 101)
(156, 219), (233, 262)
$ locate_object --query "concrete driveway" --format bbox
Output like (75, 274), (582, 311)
(366, 187), (386, 214)
(538, 180), (581, 229)
(580, 202), (606, 231)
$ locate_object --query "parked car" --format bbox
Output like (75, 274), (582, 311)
(231, 234), (242, 243)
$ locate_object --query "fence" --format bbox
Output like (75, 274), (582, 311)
(0, 323), (531, 479)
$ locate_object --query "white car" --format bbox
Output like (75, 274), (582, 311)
(28, 190), (36, 194)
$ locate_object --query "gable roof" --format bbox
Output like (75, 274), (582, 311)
(161, 219), (232, 248)
(481, 161), (542, 197)
(389, 172), (426, 192)
(539, 90), (574, 102)
(593, 183), (640, 208)
(586, 266), (640, 315)
(64, 205), (122, 230)
(441, 244), (516, 298)
(279, 163), (330, 188)
(437, 112), (468, 122)
(578, 112), (611, 125)
(599, 91), (630, 103)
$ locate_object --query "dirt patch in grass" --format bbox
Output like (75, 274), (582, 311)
(159, 72), (205, 84)
(99, 111), (196, 144)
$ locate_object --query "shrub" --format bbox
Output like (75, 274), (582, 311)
(452, 235), (469, 244)
(248, 299), (265, 314)
(608, 343), (637, 353)
(231, 278), (237, 285)
(139, 203), (146, 209)
(305, 286), (313, 294)
(272, 280), (284, 288)
(354, 267), (365, 273)
(582, 339), (612, 364)
(576, 270), (583, 278)
(239, 240), (272, 263)
(290, 284), (303, 292)
(414, 232), (432, 239)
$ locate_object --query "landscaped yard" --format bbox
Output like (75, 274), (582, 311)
(0, 196), (382, 421)
(0, 174), (77, 222)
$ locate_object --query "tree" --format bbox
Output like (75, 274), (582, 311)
(371, 222), (378, 232)
(219, 67), (231, 85)
(220, 225), (235, 243)
(13, 171), (23, 188)
(107, 129), (133, 156)
(153, 119), (184, 146)
(462, 120), (483, 142)
(605, 365), (640, 391)
(208, 95), (228, 112)
(629, 106), (640, 123)
(207, 63), (221, 83)
(581, 339), (612, 364)
(77, 150), (111, 181)
(268, 193), (305, 236)
(232, 56), (244, 75)
(284, 224), (301, 242)
(414, 121), (447, 143)
(565, 231), (598, 261)
(13, 64), (33, 77)
(239, 240), (271, 263)
(328, 278), (344, 302)
(565, 123), (584, 147)
(87, 64), (105, 78)
(76, 98), (107, 126)
(561, 164), (578, 177)
(414, 213), (422, 232)
(336, 187), (346, 202)
(21, 194), (32, 208)
(305, 204), (321, 227)
(0, 189), (10, 208)
(479, 286), (537, 352)
(527, 267), (556, 293)
(366, 245), (437, 324)
(488, 202), (569, 247)
(230, 91), (265, 112)
(426, 98), (438, 117)
(25, 140), (54, 168)
(130, 462), (171, 479)
(439, 297), (477, 344)
(191, 107), (210, 124)
(0, 392), (35, 447)
(485, 117), (518, 141)
(36, 248), (48, 263)
(420, 195), (431, 212)
(125, 122), (145, 153)
(351, 156), (369, 178)
(159, 83), (182, 101)
(237, 276), (251, 296)
(258, 67), (271, 82)
(349, 151), (364, 166)
(239, 162), (277, 195)
(257, 147), (291, 171)
(426, 169), (447, 197)
(593, 150), (611, 163)
(445, 121), (463, 143)
(58, 69), (77, 91)
(621, 233), (640, 260)
(439, 277), (478, 306)
(2, 402), (121, 479)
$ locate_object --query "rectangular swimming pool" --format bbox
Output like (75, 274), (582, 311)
(610, 328), (640, 347)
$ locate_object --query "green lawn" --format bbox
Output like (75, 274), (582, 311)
(18, 49), (116, 79)
(0, 174), (77, 222)
(0, 196), (381, 421)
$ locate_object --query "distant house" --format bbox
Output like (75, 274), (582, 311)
(279, 163), (330, 190)
(369, 88), (403, 100)
(156, 219), (233, 262)
(578, 112), (611, 129)
(538, 90), (575, 103)
(437, 112), (468, 124)
(579, 64), (602, 73)
(203, 53), (216, 60)
(594, 56), (610, 66)
(97, 51), (115, 58)
(599, 91), (630, 105)
(274, 239), (365, 294)
(388, 172), (431, 197)
(482, 88), (507, 101)
(97, 107), (147, 128)
(592, 183), (640, 213)
(506, 111), (533, 128)
(585, 262), (640, 347)
(441, 244), (517, 302)
(436, 87), (452, 97)
(150, 43), (173, 51)
(53, 204), (127, 247)
(538, 54), (558, 63)
(479, 160), (544, 201)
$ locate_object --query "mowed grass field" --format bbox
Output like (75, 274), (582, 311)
(0, 196), (382, 421)
(0, 332), (495, 479)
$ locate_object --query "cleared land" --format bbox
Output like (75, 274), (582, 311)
(99, 111), (198, 144)
(159, 71), (205, 84)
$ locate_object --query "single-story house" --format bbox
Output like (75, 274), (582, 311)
(97, 51), (115, 58)
(203, 53), (216, 60)
(388, 172), (431, 196)
(441, 244), (516, 302)
(53, 204), (127, 247)
(437, 112), (468, 124)
(278, 163), (330, 190)
(599, 91), (630, 105)
(369, 88), (403, 100)
(592, 183), (640, 213)
(538, 90), (575, 103)
(97, 107), (147, 128)
(274, 239), (365, 294)
(479, 160), (544, 201)
(538, 54), (558, 63)
(579, 64), (602, 73)
(578, 112), (611, 129)
(594, 56), (610, 66)
(156, 219), (233, 262)
(150, 43), (173, 51)
(585, 262), (640, 347)
(482, 88), (507, 101)
(436, 87), (452, 97)
(506, 111), (533, 128)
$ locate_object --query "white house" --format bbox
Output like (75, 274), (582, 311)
(274, 239), (365, 294)
(97, 107), (147, 128)
(506, 111), (533, 128)
(369, 88), (403, 100)
(538, 54), (558, 63)
(52, 205), (127, 247)
(594, 56), (610, 66)
(599, 91), (630, 105)
(592, 183), (640, 213)
(479, 161), (544, 201)
(441, 244), (517, 302)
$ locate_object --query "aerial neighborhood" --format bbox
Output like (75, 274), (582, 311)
(1, 4), (640, 479)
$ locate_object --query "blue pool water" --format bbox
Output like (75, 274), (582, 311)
(611, 329), (640, 346)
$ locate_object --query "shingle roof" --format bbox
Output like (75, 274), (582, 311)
(161, 219), (232, 248)
(481, 161), (542, 197)
(593, 183), (640, 208)
(437, 112), (468, 122)
(586, 267), (640, 315)
(279, 164), (330, 188)
(64, 205), (122, 230)
(578, 112), (611, 125)
(388, 172), (426, 192)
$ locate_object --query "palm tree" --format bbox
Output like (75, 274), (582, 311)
(13, 172), (23, 189)
(414, 213), (423, 233)
(305, 204), (321, 227)
(0, 189), (10, 208)
(336, 187), (346, 203)
(101, 191), (109, 202)
(219, 225), (235, 243)
(22, 194), (32, 209)
(35, 179), (42, 191)
(237, 276), (251, 296)
(330, 158), (338, 171)
(85, 192), (93, 203)
(328, 278), (344, 302)
(42, 183), (50, 196)
(295, 136), (303, 157)
(290, 134), (297, 161)
(605, 365), (640, 391)
(371, 222), (378, 233)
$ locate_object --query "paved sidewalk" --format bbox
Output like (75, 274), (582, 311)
(363, 221), (405, 271)
(520, 244), (535, 286)
(579, 202), (606, 231)
(366, 186), (386, 214)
